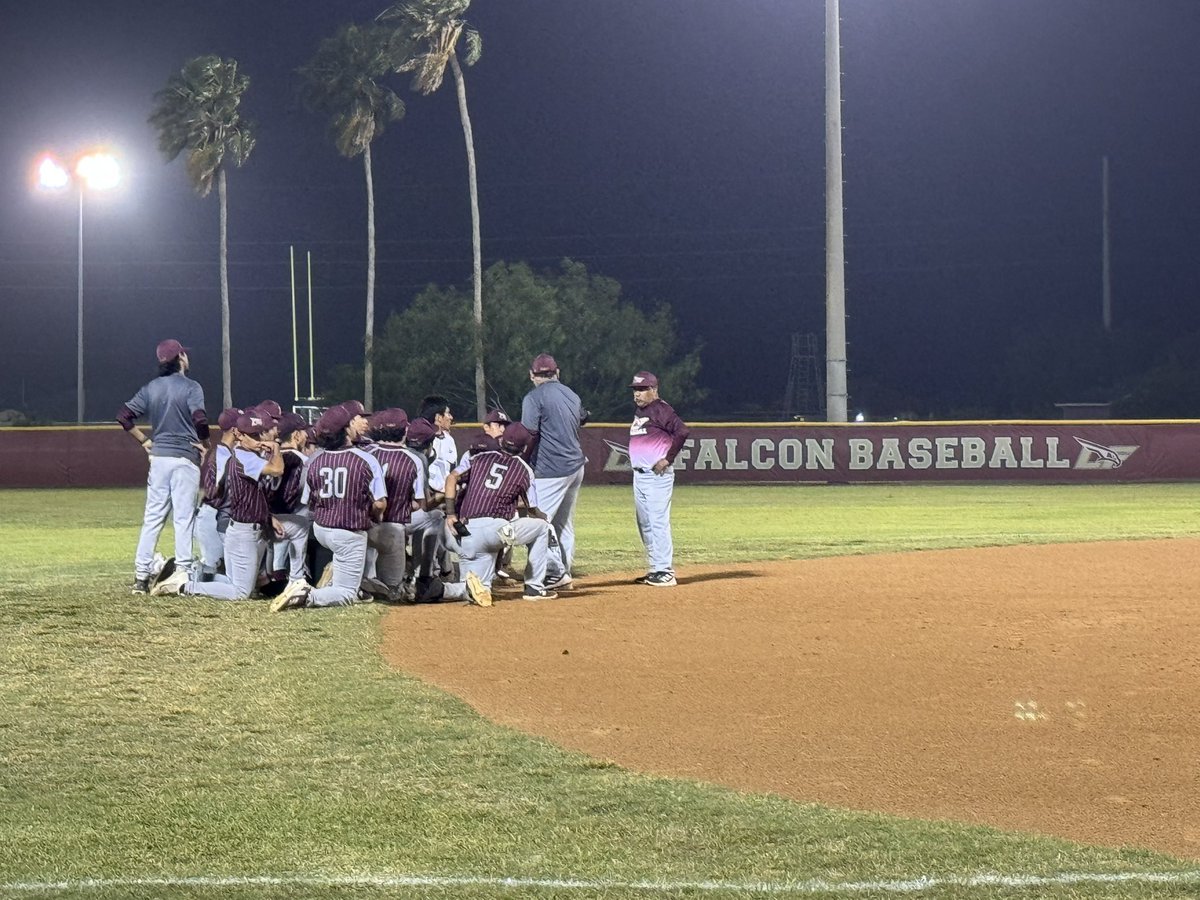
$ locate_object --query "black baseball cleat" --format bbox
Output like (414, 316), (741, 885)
(644, 571), (677, 587)
(131, 578), (150, 594)
(522, 587), (559, 601)
(633, 573), (652, 585)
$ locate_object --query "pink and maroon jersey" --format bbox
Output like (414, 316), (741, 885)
(268, 449), (308, 515)
(629, 399), (689, 470)
(305, 447), (387, 531)
(370, 444), (423, 525)
(458, 450), (533, 521)
(225, 447), (272, 526)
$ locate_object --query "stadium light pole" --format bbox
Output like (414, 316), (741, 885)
(825, 0), (848, 423)
(35, 151), (121, 423)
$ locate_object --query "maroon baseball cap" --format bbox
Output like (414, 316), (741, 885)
(276, 412), (307, 439)
(315, 404), (353, 435)
(483, 409), (512, 425)
(341, 400), (366, 417)
(530, 353), (558, 375)
(404, 418), (437, 449)
(236, 412), (276, 436)
(469, 433), (501, 454)
(156, 339), (188, 363)
(629, 371), (659, 389)
(256, 399), (283, 418)
(370, 407), (409, 431)
(217, 407), (243, 430)
(499, 421), (533, 455)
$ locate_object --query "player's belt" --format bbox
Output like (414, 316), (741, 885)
(633, 467), (652, 473)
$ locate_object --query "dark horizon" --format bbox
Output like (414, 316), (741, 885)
(2, 0), (1200, 423)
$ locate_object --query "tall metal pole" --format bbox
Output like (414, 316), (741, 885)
(825, 0), (848, 422)
(1101, 156), (1112, 332)
(76, 189), (85, 423)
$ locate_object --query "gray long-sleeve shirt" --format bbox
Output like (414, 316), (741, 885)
(521, 379), (585, 478)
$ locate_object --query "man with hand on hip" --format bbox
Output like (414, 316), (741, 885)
(627, 371), (689, 587)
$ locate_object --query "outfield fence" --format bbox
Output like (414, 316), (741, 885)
(4, 420), (1200, 488)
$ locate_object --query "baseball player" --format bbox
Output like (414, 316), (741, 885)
(364, 408), (439, 600)
(402, 417), (451, 598)
(520, 353), (586, 590)
(153, 410), (284, 599)
(272, 404), (387, 611)
(628, 370), (689, 586)
(194, 406), (241, 580)
(440, 422), (558, 605)
(117, 338), (209, 593)
(268, 412), (313, 590)
(420, 394), (458, 471)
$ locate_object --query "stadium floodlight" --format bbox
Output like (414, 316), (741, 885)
(32, 148), (123, 423)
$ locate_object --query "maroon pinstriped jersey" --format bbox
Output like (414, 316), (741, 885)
(268, 449), (308, 514)
(305, 447), (387, 531)
(457, 450), (532, 521)
(200, 444), (231, 508)
(225, 447), (272, 526)
(370, 444), (422, 525)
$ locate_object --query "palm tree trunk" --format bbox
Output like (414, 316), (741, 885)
(449, 52), (486, 421)
(364, 142), (376, 412)
(218, 167), (232, 408)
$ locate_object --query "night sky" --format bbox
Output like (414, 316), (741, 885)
(2, 0), (1199, 422)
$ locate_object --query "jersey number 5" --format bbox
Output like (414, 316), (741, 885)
(484, 461), (509, 489)
(318, 466), (348, 499)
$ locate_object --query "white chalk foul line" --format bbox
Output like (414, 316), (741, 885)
(3, 870), (1200, 895)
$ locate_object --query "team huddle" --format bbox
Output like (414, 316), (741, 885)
(119, 341), (690, 609)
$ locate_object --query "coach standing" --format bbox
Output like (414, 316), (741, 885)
(627, 371), (689, 587)
(520, 353), (586, 589)
(117, 339), (208, 594)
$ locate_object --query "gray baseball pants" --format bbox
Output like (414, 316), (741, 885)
(444, 516), (553, 600)
(194, 504), (224, 577)
(533, 463), (584, 578)
(184, 520), (264, 600)
(271, 512), (312, 581)
(311, 524), (367, 607)
(135, 456), (200, 579)
(368, 511), (444, 590)
(633, 469), (675, 573)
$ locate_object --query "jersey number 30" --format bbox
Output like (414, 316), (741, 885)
(317, 466), (348, 499)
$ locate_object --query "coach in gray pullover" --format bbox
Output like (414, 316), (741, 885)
(520, 353), (586, 588)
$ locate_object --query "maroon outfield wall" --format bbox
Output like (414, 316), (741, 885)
(3, 421), (1200, 488)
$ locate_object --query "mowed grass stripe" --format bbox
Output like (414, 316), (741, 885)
(1, 484), (1198, 900)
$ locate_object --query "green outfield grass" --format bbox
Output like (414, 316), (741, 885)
(2, 484), (1199, 899)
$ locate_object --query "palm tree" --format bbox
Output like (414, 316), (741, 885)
(149, 56), (256, 409)
(379, 0), (487, 420)
(299, 25), (407, 412)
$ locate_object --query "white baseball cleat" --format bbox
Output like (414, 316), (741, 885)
(270, 581), (311, 613)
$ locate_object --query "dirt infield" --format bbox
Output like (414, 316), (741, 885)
(379, 540), (1200, 859)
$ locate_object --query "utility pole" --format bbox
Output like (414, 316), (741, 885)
(825, 0), (848, 422)
(1102, 156), (1112, 332)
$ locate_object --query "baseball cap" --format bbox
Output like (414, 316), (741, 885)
(370, 407), (409, 431)
(469, 433), (501, 454)
(315, 404), (353, 436)
(256, 399), (283, 418)
(530, 353), (558, 375)
(236, 412), (276, 436)
(499, 421), (533, 455)
(217, 407), (243, 431)
(629, 371), (659, 389)
(483, 409), (512, 425)
(404, 418), (437, 449)
(156, 339), (187, 363)
(276, 412), (307, 440)
(341, 400), (366, 417)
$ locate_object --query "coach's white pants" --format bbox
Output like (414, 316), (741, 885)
(135, 456), (200, 579)
(633, 469), (674, 573)
(533, 464), (584, 578)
